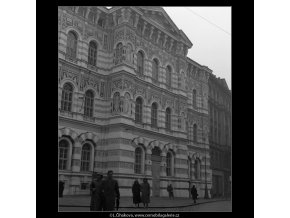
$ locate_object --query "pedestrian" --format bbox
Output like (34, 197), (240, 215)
(59, 180), (65, 197)
(140, 178), (150, 208)
(101, 170), (120, 211)
(191, 185), (198, 204)
(132, 179), (141, 207)
(90, 173), (104, 211)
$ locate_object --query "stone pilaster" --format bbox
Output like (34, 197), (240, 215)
(145, 149), (152, 176)
(156, 30), (161, 44)
(134, 14), (139, 28)
(169, 38), (174, 52)
(142, 21), (147, 36)
(160, 151), (167, 177)
(163, 35), (168, 48)
(71, 140), (82, 172)
(94, 10), (101, 25)
(113, 12), (117, 26)
(149, 26), (154, 40)
(85, 7), (91, 19)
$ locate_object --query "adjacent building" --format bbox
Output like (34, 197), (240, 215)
(58, 6), (229, 198)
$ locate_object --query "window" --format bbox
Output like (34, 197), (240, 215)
(152, 59), (159, 81)
(81, 183), (89, 190)
(134, 147), (142, 174)
(81, 143), (91, 172)
(151, 103), (158, 127)
(193, 124), (197, 142)
(61, 83), (73, 112)
(192, 89), (197, 108)
(166, 152), (172, 176)
(88, 41), (97, 66)
(66, 31), (77, 58)
(84, 90), (94, 117)
(59, 139), (69, 170)
(98, 18), (104, 27)
(166, 66), (172, 87)
(135, 97), (143, 123)
(165, 108), (171, 130)
(137, 51), (144, 75)
(194, 159), (201, 180)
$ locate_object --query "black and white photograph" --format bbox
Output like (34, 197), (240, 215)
(57, 6), (232, 212)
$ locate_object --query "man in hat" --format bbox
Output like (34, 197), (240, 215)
(90, 172), (104, 211)
(101, 170), (120, 211)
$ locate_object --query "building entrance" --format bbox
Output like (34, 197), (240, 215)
(151, 147), (161, 197)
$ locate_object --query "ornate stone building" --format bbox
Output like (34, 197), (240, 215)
(208, 75), (232, 198)
(58, 6), (214, 198)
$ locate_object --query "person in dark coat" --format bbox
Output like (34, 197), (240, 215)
(140, 178), (150, 208)
(101, 170), (120, 211)
(59, 180), (64, 197)
(132, 179), (141, 207)
(167, 184), (174, 199)
(90, 173), (104, 211)
(191, 185), (198, 204)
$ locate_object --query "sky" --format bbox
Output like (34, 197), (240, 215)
(163, 7), (231, 89)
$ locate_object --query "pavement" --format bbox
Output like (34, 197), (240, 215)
(59, 195), (231, 212)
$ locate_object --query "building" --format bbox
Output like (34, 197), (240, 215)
(58, 6), (217, 198)
(208, 75), (232, 198)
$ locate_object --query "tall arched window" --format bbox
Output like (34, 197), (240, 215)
(81, 143), (91, 172)
(151, 102), (158, 127)
(61, 83), (73, 112)
(67, 31), (77, 58)
(59, 139), (69, 170)
(193, 124), (197, 142)
(194, 159), (201, 180)
(166, 66), (172, 87)
(166, 152), (172, 176)
(84, 90), (94, 117)
(152, 58), (159, 81)
(165, 107), (171, 130)
(192, 89), (197, 108)
(137, 51), (144, 75)
(135, 97), (143, 123)
(88, 41), (97, 66)
(134, 147), (142, 174)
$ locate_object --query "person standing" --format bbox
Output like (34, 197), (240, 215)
(191, 185), (198, 204)
(101, 170), (120, 211)
(132, 179), (141, 207)
(167, 184), (174, 199)
(140, 178), (150, 208)
(59, 180), (65, 197)
(90, 173), (104, 211)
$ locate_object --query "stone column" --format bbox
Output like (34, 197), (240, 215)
(156, 30), (161, 44)
(71, 139), (82, 172)
(145, 149), (152, 176)
(149, 26), (155, 40)
(85, 7), (91, 19)
(94, 10), (101, 25)
(163, 35), (168, 48)
(169, 38), (174, 52)
(74, 6), (79, 14)
(113, 12), (117, 26)
(160, 151), (167, 177)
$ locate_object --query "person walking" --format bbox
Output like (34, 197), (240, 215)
(140, 178), (150, 209)
(167, 184), (174, 199)
(132, 179), (141, 207)
(191, 185), (198, 204)
(101, 170), (120, 211)
(59, 180), (65, 197)
(90, 173), (104, 211)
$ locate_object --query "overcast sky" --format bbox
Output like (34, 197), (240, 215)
(163, 7), (231, 89)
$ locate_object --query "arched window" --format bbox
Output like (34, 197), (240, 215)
(137, 51), (144, 75)
(135, 97), (143, 123)
(88, 41), (97, 66)
(61, 83), (73, 112)
(151, 102), (158, 127)
(81, 143), (91, 172)
(193, 124), (197, 142)
(192, 89), (197, 108)
(59, 139), (69, 170)
(165, 107), (171, 130)
(194, 159), (201, 180)
(67, 31), (77, 58)
(134, 147), (142, 174)
(166, 152), (172, 176)
(84, 90), (94, 117)
(152, 58), (159, 81)
(166, 66), (172, 87)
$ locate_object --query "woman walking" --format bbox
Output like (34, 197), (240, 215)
(191, 185), (198, 204)
(132, 179), (141, 207)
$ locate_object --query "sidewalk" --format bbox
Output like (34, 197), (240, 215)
(59, 195), (230, 209)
